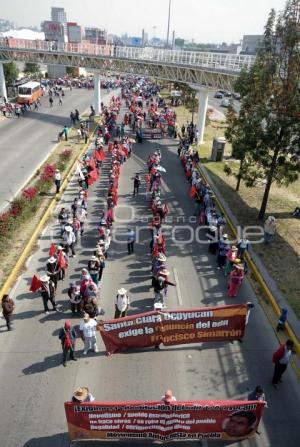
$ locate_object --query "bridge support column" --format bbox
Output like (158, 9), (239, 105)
(0, 63), (8, 102)
(196, 89), (209, 145)
(94, 73), (101, 115)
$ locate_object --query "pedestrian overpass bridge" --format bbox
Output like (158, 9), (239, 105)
(0, 38), (255, 143)
(0, 38), (255, 90)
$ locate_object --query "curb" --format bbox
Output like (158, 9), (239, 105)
(0, 121), (99, 300)
(196, 162), (300, 373)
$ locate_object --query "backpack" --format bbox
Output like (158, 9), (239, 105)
(272, 344), (285, 363)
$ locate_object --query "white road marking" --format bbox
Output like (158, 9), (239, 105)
(10, 275), (22, 297)
(173, 267), (183, 306)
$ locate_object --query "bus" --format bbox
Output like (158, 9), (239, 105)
(17, 81), (44, 104)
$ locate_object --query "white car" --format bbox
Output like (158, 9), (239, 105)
(221, 98), (230, 107)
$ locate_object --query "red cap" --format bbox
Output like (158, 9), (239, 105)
(65, 320), (71, 328)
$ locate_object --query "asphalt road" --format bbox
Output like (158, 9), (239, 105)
(208, 92), (240, 115)
(0, 100), (299, 447)
(0, 87), (97, 212)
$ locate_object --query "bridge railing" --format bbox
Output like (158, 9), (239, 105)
(0, 38), (255, 72)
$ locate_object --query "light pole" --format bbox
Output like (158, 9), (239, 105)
(166, 0), (172, 48)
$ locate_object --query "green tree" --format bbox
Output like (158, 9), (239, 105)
(66, 66), (77, 77)
(24, 62), (41, 76)
(3, 62), (19, 85)
(225, 0), (300, 219)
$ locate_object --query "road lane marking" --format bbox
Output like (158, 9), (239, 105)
(173, 267), (183, 306)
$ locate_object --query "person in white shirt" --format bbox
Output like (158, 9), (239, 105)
(54, 169), (61, 194)
(80, 313), (99, 354)
(161, 389), (177, 404)
(238, 237), (249, 259)
(63, 225), (76, 257)
(76, 206), (88, 236)
(114, 288), (130, 318)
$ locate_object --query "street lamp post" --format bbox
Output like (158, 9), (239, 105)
(166, 0), (172, 48)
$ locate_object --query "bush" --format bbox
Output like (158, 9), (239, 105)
(22, 187), (38, 200)
(60, 148), (72, 161)
(40, 163), (56, 182)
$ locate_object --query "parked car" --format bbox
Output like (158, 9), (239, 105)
(232, 92), (241, 100)
(221, 98), (230, 107)
(223, 91), (232, 97)
(214, 91), (223, 99)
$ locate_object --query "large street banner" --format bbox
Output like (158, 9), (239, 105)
(65, 400), (265, 442)
(98, 305), (247, 354)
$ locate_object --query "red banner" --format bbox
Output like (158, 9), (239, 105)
(98, 305), (247, 355)
(65, 400), (265, 442)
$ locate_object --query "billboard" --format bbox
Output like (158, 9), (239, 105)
(43, 21), (64, 41)
(67, 24), (82, 43)
(98, 305), (247, 355)
(65, 400), (265, 442)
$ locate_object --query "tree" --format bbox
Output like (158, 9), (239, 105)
(173, 82), (198, 121)
(24, 62), (41, 76)
(66, 66), (77, 77)
(3, 62), (19, 85)
(225, 0), (300, 219)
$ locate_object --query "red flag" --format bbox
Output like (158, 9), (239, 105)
(190, 185), (196, 198)
(29, 275), (41, 293)
(94, 150), (106, 161)
(49, 243), (56, 257)
(88, 169), (98, 185)
(99, 151), (106, 161)
(88, 157), (96, 170)
(58, 251), (67, 269)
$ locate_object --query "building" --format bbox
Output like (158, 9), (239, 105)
(67, 22), (82, 43)
(0, 18), (14, 32)
(84, 27), (107, 45)
(142, 29), (148, 47)
(241, 35), (263, 54)
(51, 7), (67, 24)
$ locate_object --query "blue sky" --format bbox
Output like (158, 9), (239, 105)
(1, 0), (287, 43)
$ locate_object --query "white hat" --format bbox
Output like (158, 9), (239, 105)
(48, 256), (56, 263)
(157, 253), (166, 262)
(154, 302), (163, 310)
(117, 288), (127, 295)
(40, 274), (50, 282)
(64, 225), (72, 232)
(90, 255), (97, 261)
(57, 245), (63, 250)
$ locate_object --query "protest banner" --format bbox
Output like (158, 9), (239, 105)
(98, 304), (247, 355)
(65, 399), (265, 442)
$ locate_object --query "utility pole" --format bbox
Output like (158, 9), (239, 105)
(166, 0), (171, 48)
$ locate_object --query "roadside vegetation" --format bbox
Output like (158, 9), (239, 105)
(159, 1), (300, 316)
(0, 119), (96, 288)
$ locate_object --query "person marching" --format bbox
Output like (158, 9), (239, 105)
(59, 320), (77, 367)
(114, 288), (130, 318)
(272, 339), (295, 388)
(46, 256), (61, 290)
(39, 275), (58, 314)
(1, 294), (15, 331)
(132, 174), (141, 196)
(80, 313), (99, 355)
